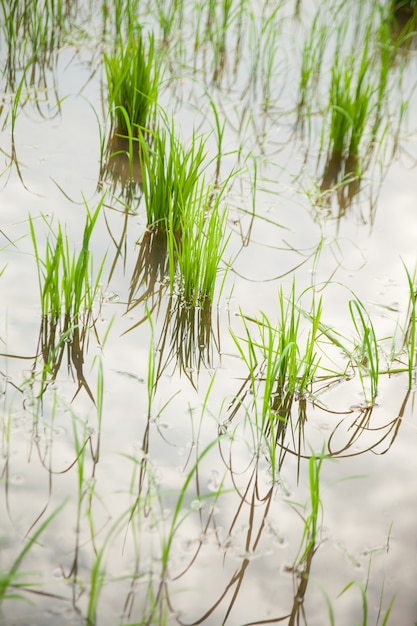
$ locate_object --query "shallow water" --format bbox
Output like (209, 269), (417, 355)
(1, 1), (417, 625)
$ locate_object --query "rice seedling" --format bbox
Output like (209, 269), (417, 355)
(401, 262), (417, 389)
(229, 284), (323, 471)
(326, 41), (373, 170)
(0, 501), (66, 604)
(249, 5), (282, 112)
(102, 25), (161, 197)
(29, 196), (106, 398)
(104, 27), (160, 138)
(320, 15), (391, 199)
(284, 452), (325, 624)
(101, 0), (141, 41)
(159, 437), (223, 582)
(297, 12), (328, 134)
(348, 298), (379, 405)
(154, 0), (185, 44)
(138, 123), (207, 232)
(172, 185), (230, 306)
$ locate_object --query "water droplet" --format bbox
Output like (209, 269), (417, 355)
(10, 473), (24, 485)
(208, 470), (220, 492)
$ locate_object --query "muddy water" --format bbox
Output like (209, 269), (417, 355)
(1, 1), (417, 625)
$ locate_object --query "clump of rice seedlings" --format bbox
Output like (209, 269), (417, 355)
(326, 44), (372, 175)
(138, 123), (207, 232)
(1, 0), (73, 115)
(247, 5), (283, 110)
(320, 17), (390, 204)
(296, 12), (328, 135)
(229, 284), (323, 470)
(171, 186), (230, 306)
(104, 27), (160, 137)
(29, 197), (106, 399)
(155, 0), (185, 44)
(102, 26), (160, 196)
(190, 0), (247, 85)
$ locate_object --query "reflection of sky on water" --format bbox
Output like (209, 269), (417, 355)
(1, 4), (417, 626)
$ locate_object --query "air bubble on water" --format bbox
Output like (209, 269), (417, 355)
(207, 470), (220, 492)
(52, 567), (63, 579)
(11, 473), (24, 485)
(53, 425), (67, 437)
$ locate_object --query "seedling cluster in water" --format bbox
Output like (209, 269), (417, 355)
(1, 0), (417, 624)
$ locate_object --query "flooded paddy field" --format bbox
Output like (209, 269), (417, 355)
(1, 1), (417, 624)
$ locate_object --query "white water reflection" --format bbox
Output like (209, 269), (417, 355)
(1, 1), (417, 625)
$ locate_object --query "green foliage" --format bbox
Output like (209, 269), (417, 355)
(348, 298), (379, 404)
(29, 196), (106, 396)
(139, 124), (207, 231)
(138, 122), (230, 305)
(173, 186), (229, 306)
(0, 501), (66, 604)
(230, 284), (323, 464)
(104, 27), (160, 135)
(402, 262), (417, 389)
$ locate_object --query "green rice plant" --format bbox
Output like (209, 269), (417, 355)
(29, 196), (106, 398)
(104, 27), (160, 137)
(101, 0), (141, 41)
(0, 501), (66, 604)
(401, 262), (417, 389)
(159, 437), (222, 582)
(337, 580), (395, 626)
(322, 17), (390, 187)
(348, 298), (379, 404)
(250, 5), (282, 111)
(155, 0), (185, 44)
(230, 284), (322, 470)
(138, 123), (207, 231)
(172, 186), (230, 306)
(294, 452), (324, 567)
(297, 12), (328, 132)
(327, 45), (372, 166)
